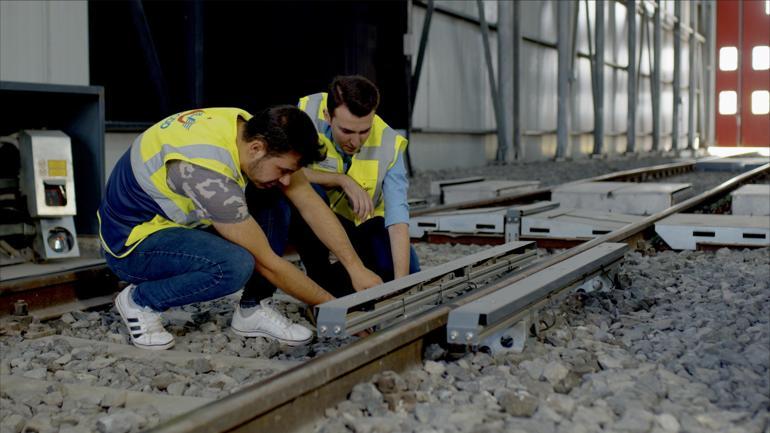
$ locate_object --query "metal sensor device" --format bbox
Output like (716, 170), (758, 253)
(19, 130), (80, 259)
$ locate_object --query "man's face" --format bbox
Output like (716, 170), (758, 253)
(326, 105), (375, 155)
(245, 151), (301, 189)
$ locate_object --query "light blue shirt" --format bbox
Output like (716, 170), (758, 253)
(320, 123), (410, 227)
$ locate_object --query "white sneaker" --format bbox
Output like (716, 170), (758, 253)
(115, 284), (175, 350)
(231, 300), (313, 346)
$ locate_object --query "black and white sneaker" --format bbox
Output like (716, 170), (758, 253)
(115, 284), (175, 350)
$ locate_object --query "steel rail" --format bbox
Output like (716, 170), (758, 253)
(0, 160), (695, 319)
(411, 160), (695, 217)
(148, 163), (768, 433)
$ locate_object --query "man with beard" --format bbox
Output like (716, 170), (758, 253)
(98, 105), (382, 350)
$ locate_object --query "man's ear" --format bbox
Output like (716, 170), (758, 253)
(323, 108), (331, 124)
(247, 138), (267, 160)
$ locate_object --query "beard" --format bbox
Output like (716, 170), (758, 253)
(245, 157), (280, 189)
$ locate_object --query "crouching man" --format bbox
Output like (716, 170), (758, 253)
(98, 105), (382, 350)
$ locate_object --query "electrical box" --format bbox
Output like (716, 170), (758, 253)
(19, 131), (77, 217)
(18, 130), (80, 259)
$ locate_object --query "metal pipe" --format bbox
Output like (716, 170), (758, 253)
(512, 0), (522, 159)
(594, 0), (605, 155)
(672, 0), (681, 150)
(556, 0), (572, 159)
(404, 0), (416, 177)
(410, 0), (434, 111)
(476, 0), (508, 162)
(498, 0), (515, 161)
(705, 0), (717, 146)
(652, 1), (661, 151)
(687, 0), (697, 150)
(627, 0), (637, 154)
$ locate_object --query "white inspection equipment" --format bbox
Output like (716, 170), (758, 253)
(19, 130), (80, 259)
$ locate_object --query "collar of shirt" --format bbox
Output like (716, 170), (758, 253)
(321, 122), (352, 171)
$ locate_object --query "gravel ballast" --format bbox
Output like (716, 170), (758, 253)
(312, 246), (770, 433)
(2, 155), (766, 433)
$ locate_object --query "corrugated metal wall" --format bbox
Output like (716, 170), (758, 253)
(409, 0), (715, 170)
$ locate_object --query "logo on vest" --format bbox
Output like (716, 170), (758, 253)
(159, 110), (207, 130)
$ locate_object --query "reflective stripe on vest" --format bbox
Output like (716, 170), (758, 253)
(130, 134), (240, 226)
(302, 92), (330, 132)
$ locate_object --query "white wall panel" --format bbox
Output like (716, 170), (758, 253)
(0, 0), (88, 85)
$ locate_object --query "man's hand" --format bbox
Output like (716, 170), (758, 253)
(340, 176), (374, 221)
(349, 266), (383, 292)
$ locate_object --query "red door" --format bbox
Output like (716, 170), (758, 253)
(716, 0), (770, 147)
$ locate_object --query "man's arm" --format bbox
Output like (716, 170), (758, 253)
(165, 161), (334, 305)
(388, 223), (411, 279)
(214, 217), (335, 305)
(301, 167), (373, 221)
(286, 170), (382, 291)
(382, 150), (413, 279)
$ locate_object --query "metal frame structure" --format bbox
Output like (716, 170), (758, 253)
(409, 0), (713, 161)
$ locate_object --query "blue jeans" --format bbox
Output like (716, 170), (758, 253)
(104, 227), (255, 311)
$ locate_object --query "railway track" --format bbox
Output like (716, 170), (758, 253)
(150, 163), (767, 432)
(0, 158), (698, 320)
(0, 161), (767, 433)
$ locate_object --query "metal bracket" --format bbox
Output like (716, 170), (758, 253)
(479, 319), (528, 354)
(574, 269), (615, 293)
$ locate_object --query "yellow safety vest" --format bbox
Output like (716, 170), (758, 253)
(98, 108), (249, 257)
(298, 92), (407, 226)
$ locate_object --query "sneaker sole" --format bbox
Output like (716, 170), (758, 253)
(115, 292), (175, 351)
(230, 327), (312, 347)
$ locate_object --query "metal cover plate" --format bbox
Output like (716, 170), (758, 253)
(430, 176), (485, 197)
(447, 242), (628, 345)
(409, 207), (508, 238)
(655, 213), (770, 249)
(552, 182), (693, 215)
(521, 208), (642, 239)
(443, 180), (540, 204)
(731, 184), (770, 216)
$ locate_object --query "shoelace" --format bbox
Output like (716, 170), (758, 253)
(260, 303), (292, 327)
(138, 308), (167, 334)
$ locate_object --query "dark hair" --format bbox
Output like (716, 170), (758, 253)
(244, 105), (325, 166)
(326, 75), (380, 118)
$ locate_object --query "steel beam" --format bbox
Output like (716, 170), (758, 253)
(652, 1), (662, 151)
(477, 0), (508, 162)
(672, 0), (681, 151)
(556, 0), (572, 159)
(705, 0), (716, 146)
(593, 0), (605, 156)
(512, 1), (522, 160)
(316, 241), (536, 338)
(687, 0), (697, 150)
(498, 0), (515, 161)
(410, 0), (434, 111)
(627, 0), (637, 154)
